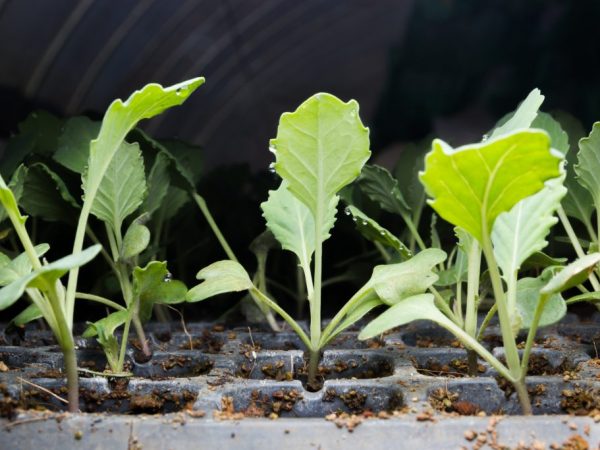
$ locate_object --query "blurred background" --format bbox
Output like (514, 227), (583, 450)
(1, 0), (599, 170)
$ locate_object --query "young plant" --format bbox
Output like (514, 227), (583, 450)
(187, 93), (443, 388)
(0, 78), (203, 410)
(359, 123), (565, 414)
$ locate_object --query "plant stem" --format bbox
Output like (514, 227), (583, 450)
(132, 313), (151, 357)
(193, 193), (237, 262)
(307, 348), (321, 390)
(513, 380), (533, 415)
(464, 241), (481, 339)
(75, 292), (125, 311)
(61, 338), (79, 413)
(467, 350), (479, 376)
(320, 288), (372, 347)
(401, 212), (426, 251)
(476, 303), (497, 341)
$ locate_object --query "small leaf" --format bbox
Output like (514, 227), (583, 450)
(0, 245), (101, 309)
(489, 88), (544, 139)
(133, 261), (187, 322)
(346, 205), (411, 259)
(541, 253), (600, 295)
(89, 141), (147, 233)
(521, 252), (566, 271)
(270, 93), (371, 246)
(328, 293), (383, 341)
(492, 177), (566, 278)
(83, 310), (129, 338)
(20, 163), (80, 222)
(420, 130), (562, 243)
(359, 293), (453, 340)
(0, 165), (28, 224)
(0, 244), (50, 286)
(121, 217), (151, 260)
(574, 122), (600, 210)
(516, 276), (566, 329)
(357, 164), (410, 216)
(11, 303), (42, 327)
(54, 116), (101, 174)
(186, 260), (253, 302)
(367, 248), (446, 305)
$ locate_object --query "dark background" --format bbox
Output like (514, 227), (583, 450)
(2, 0), (599, 169)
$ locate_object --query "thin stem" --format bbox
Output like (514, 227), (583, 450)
(513, 381), (533, 415)
(85, 226), (117, 272)
(521, 293), (549, 375)
(251, 287), (311, 349)
(464, 242), (481, 339)
(430, 286), (461, 325)
(116, 312), (132, 372)
(401, 212), (426, 251)
(476, 303), (498, 341)
(295, 266), (306, 319)
(320, 288), (372, 347)
(75, 292), (125, 311)
(373, 241), (391, 262)
(132, 314), (151, 356)
(193, 193), (238, 262)
(307, 348), (321, 390)
(61, 341), (79, 413)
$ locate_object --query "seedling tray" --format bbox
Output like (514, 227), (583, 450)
(1, 316), (599, 449)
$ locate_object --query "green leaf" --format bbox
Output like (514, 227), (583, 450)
(83, 310), (128, 338)
(133, 261), (187, 322)
(346, 205), (411, 259)
(121, 217), (151, 260)
(142, 151), (171, 215)
(11, 303), (42, 327)
(0, 244), (50, 286)
(89, 141), (147, 233)
(186, 260), (253, 302)
(270, 93), (370, 244)
(0, 165), (28, 223)
(521, 252), (566, 271)
(420, 130), (562, 243)
(54, 116), (101, 174)
(541, 253), (600, 295)
(359, 293), (453, 340)
(367, 248), (446, 305)
(532, 112), (569, 155)
(328, 293), (383, 341)
(489, 88), (544, 139)
(492, 177), (566, 278)
(20, 163), (80, 222)
(574, 122), (600, 210)
(82, 78), (204, 224)
(0, 245), (101, 309)
(516, 276), (565, 329)
(392, 139), (428, 210)
(261, 181), (327, 269)
(357, 164), (410, 216)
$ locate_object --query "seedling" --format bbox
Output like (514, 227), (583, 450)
(0, 78), (203, 410)
(187, 93), (444, 388)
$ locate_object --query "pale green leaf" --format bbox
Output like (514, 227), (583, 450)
(489, 88), (544, 139)
(357, 164), (410, 216)
(492, 177), (566, 278)
(270, 93), (370, 244)
(133, 261), (187, 322)
(420, 130), (562, 243)
(83, 310), (128, 338)
(82, 78), (204, 224)
(54, 116), (101, 174)
(121, 219), (151, 260)
(516, 276), (566, 329)
(186, 260), (253, 302)
(89, 141), (147, 233)
(0, 245), (101, 309)
(0, 244), (50, 286)
(11, 303), (42, 327)
(346, 205), (411, 260)
(367, 248), (446, 305)
(574, 122), (600, 210)
(541, 253), (600, 295)
(359, 293), (453, 340)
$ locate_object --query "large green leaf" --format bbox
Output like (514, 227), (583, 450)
(359, 293), (454, 340)
(270, 93), (370, 243)
(366, 248), (446, 305)
(489, 88), (544, 139)
(186, 260), (253, 302)
(82, 78), (204, 216)
(420, 130), (562, 243)
(346, 205), (411, 259)
(0, 245), (101, 309)
(133, 261), (187, 322)
(574, 122), (600, 210)
(54, 116), (101, 174)
(357, 164), (410, 216)
(20, 163), (80, 222)
(492, 177), (566, 278)
(89, 141), (147, 234)
(516, 276), (566, 329)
